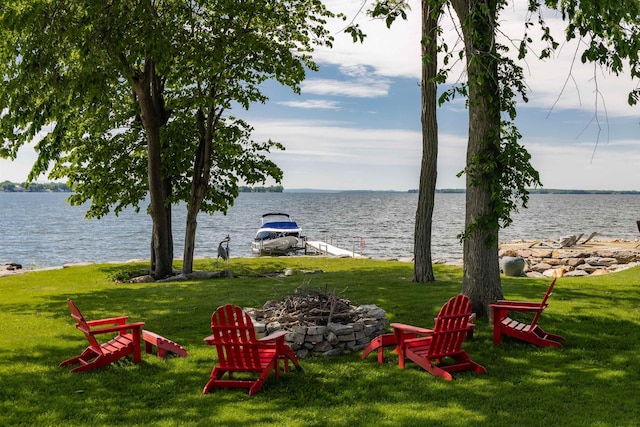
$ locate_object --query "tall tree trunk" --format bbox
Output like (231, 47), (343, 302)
(183, 212), (197, 274)
(413, 0), (440, 283)
(182, 108), (214, 274)
(145, 118), (173, 279)
(133, 60), (174, 279)
(183, 168), (206, 274)
(451, 0), (503, 318)
(150, 181), (173, 276)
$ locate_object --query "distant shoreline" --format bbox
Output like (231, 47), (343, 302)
(431, 189), (640, 195)
(4, 237), (640, 278)
(2, 180), (639, 194)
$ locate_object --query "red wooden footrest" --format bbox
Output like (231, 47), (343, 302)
(142, 330), (189, 359)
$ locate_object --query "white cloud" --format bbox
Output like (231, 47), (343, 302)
(277, 99), (341, 110)
(315, 0), (422, 79)
(245, 111), (638, 191)
(301, 78), (390, 98)
(523, 136), (640, 191)
(248, 118), (472, 190)
(301, 65), (393, 98)
(318, 0), (639, 117)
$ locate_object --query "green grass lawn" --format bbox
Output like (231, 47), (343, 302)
(1, 257), (639, 426)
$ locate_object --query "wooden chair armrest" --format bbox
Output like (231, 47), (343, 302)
(391, 323), (433, 335)
(86, 316), (129, 327)
(496, 300), (541, 307)
(90, 321), (145, 335)
(491, 303), (544, 313)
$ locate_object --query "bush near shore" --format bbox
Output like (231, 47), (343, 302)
(1, 257), (640, 426)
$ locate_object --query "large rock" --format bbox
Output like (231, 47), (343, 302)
(576, 263), (598, 273)
(585, 257), (618, 267)
(531, 262), (553, 273)
(1, 262), (22, 271)
(594, 250), (639, 264)
(529, 249), (553, 258)
(565, 258), (585, 267)
(501, 257), (525, 277)
(564, 270), (590, 277)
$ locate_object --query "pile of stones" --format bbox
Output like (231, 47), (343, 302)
(244, 290), (387, 358)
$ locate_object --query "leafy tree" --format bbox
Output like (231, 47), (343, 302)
(355, 0), (639, 317)
(167, 0), (336, 273)
(0, 1), (337, 277)
(0, 181), (17, 192)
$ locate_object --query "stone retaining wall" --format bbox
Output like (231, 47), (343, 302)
(245, 304), (388, 358)
(499, 246), (640, 277)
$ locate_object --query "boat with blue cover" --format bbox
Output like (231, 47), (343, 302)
(251, 213), (305, 255)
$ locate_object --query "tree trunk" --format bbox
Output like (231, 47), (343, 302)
(182, 210), (198, 274)
(183, 179), (204, 274)
(462, 186), (502, 319)
(146, 122), (173, 279)
(413, 0), (440, 283)
(133, 60), (174, 279)
(182, 108), (214, 274)
(451, 0), (504, 318)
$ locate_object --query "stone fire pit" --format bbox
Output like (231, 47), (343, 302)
(244, 289), (388, 358)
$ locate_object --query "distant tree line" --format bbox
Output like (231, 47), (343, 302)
(412, 189), (640, 195)
(1, 181), (286, 193)
(0, 181), (71, 192)
(528, 189), (640, 195)
(238, 185), (284, 193)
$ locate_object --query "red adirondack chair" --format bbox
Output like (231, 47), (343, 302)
(491, 278), (565, 348)
(59, 298), (145, 373)
(361, 313), (475, 364)
(203, 304), (301, 396)
(391, 294), (486, 381)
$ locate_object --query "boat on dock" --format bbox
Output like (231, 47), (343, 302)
(251, 213), (305, 255)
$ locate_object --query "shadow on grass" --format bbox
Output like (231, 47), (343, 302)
(2, 261), (640, 425)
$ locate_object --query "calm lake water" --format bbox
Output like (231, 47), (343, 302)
(1, 191), (639, 268)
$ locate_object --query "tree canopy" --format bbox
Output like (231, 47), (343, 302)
(1, 0), (339, 277)
(357, 0), (639, 316)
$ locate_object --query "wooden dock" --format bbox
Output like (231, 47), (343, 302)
(305, 241), (365, 258)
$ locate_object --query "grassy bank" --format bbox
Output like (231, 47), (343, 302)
(1, 257), (639, 426)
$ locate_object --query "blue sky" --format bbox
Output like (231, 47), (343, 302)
(1, 1), (638, 191)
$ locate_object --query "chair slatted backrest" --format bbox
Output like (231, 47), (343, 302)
(211, 304), (262, 370)
(429, 295), (473, 358)
(66, 299), (103, 356)
(531, 278), (557, 327)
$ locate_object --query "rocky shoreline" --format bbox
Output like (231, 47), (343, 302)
(3, 238), (640, 279)
(0, 262), (26, 276)
(499, 238), (640, 277)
